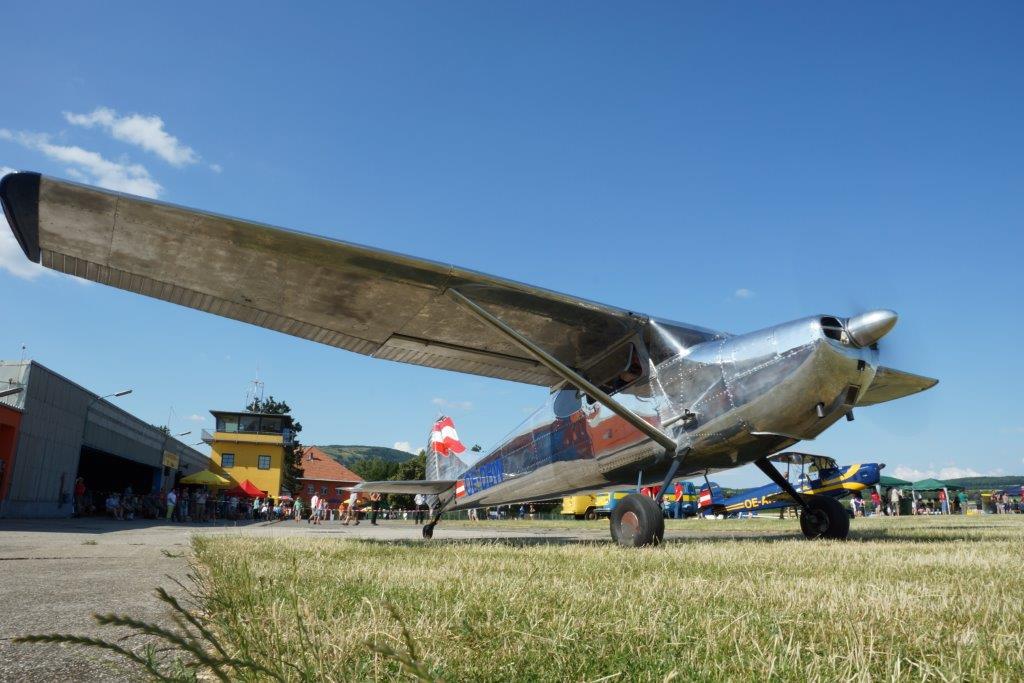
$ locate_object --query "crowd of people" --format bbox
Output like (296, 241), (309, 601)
(71, 476), (1023, 525)
(849, 487), (1023, 516)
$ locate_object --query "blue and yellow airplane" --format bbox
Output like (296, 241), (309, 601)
(699, 452), (884, 517)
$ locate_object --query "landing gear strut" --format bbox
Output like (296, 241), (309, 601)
(421, 500), (449, 541)
(754, 457), (849, 540)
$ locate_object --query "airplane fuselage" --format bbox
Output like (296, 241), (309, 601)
(447, 315), (880, 509)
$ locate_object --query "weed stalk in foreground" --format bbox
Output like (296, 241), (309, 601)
(14, 584), (281, 682)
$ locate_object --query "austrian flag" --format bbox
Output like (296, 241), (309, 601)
(430, 416), (466, 457)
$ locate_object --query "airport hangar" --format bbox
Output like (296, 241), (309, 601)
(0, 360), (209, 518)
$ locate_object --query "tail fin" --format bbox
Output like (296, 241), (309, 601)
(425, 415), (471, 481)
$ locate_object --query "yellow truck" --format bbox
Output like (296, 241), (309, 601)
(561, 494), (598, 520)
(562, 490), (635, 519)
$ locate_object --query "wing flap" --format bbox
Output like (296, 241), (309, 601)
(858, 366), (938, 406)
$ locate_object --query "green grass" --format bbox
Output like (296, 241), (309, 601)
(186, 516), (1024, 681)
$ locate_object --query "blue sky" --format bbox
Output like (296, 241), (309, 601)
(1, 2), (1021, 485)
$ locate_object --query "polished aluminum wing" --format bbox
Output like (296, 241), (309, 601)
(1, 172), (648, 386)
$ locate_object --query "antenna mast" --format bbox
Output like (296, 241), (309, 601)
(244, 368), (265, 410)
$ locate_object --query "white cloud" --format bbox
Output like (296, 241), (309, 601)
(891, 465), (1001, 481)
(734, 288), (755, 299)
(0, 129), (161, 198)
(184, 413), (207, 422)
(1, 217), (48, 280)
(431, 397), (473, 411)
(209, 163), (222, 173)
(64, 107), (198, 167)
(393, 441), (417, 454)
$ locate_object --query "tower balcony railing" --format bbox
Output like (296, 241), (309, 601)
(201, 428), (295, 445)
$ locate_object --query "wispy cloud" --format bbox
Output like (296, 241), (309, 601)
(393, 441), (418, 454)
(431, 397), (473, 411)
(0, 129), (161, 198)
(733, 288), (755, 299)
(184, 413), (207, 422)
(64, 107), (198, 167)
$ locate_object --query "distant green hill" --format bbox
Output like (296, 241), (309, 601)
(315, 444), (418, 469)
(946, 476), (1024, 492)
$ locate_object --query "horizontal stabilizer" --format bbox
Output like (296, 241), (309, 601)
(858, 367), (938, 406)
(352, 480), (457, 495)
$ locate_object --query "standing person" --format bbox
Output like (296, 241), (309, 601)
(673, 481), (684, 519)
(870, 489), (882, 516)
(369, 492), (382, 526)
(414, 494), (425, 525)
(938, 489), (949, 515)
(74, 477), (86, 517)
(889, 487), (901, 517)
(293, 497), (303, 522)
(309, 493), (320, 525)
(166, 489), (177, 521)
(343, 490), (360, 526)
(195, 488), (207, 522)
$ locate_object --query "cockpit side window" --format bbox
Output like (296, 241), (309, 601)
(583, 341), (648, 396)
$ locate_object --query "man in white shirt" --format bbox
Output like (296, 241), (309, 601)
(166, 489), (177, 521)
(310, 493), (320, 525)
(414, 493), (425, 525)
(343, 490), (360, 526)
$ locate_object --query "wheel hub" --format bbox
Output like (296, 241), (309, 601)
(619, 510), (640, 543)
(806, 509), (829, 534)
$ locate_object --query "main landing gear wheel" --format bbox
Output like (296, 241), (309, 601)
(422, 523), (435, 540)
(610, 494), (664, 547)
(799, 494), (850, 540)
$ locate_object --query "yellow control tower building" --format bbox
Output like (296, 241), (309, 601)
(203, 410), (295, 498)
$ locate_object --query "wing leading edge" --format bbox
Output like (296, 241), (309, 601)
(0, 172), (650, 386)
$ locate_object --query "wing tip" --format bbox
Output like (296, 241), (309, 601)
(0, 171), (41, 263)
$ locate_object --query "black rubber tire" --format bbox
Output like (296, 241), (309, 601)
(799, 495), (850, 540)
(585, 509), (598, 521)
(610, 494), (662, 547)
(647, 497), (663, 544)
(422, 523), (435, 540)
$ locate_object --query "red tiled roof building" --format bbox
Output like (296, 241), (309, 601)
(297, 446), (363, 505)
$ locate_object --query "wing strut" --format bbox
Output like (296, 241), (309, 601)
(447, 288), (680, 455)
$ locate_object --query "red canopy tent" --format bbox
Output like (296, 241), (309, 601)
(225, 479), (267, 498)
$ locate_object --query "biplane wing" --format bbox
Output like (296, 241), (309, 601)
(769, 451), (839, 471)
(0, 172), (656, 386)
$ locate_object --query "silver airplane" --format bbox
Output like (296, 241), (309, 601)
(0, 172), (937, 546)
